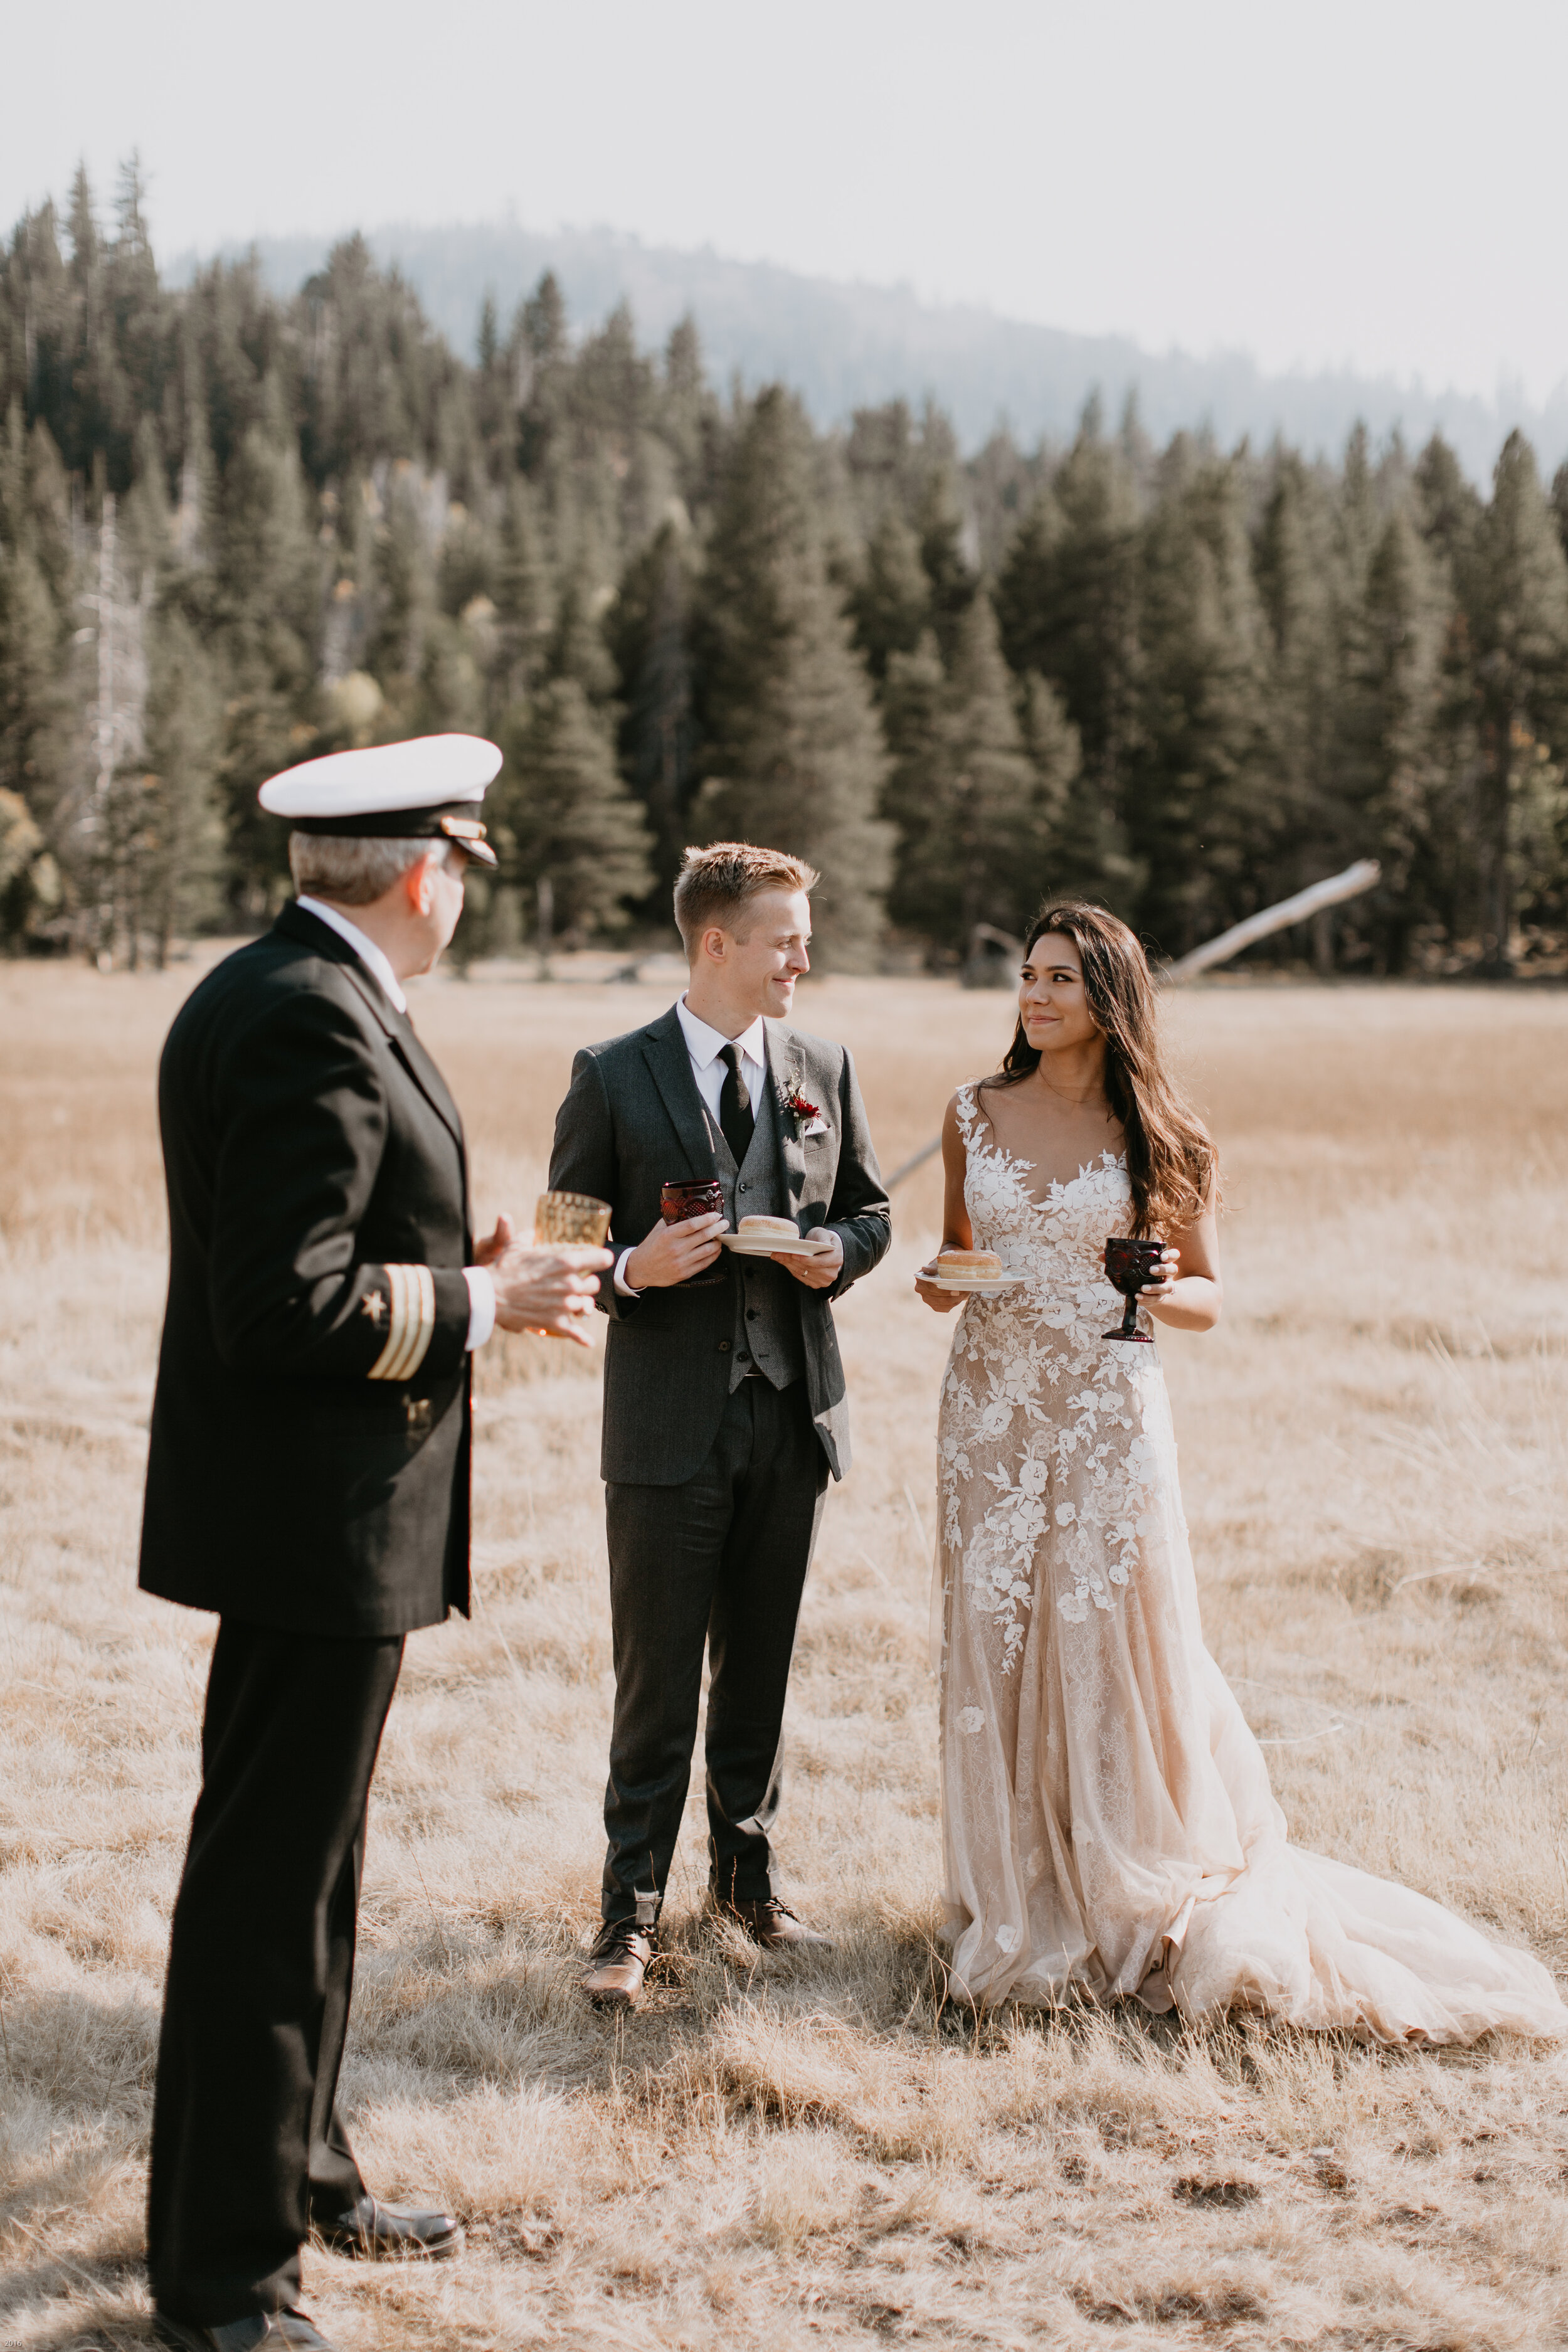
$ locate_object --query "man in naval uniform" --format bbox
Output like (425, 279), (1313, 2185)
(547, 841), (890, 2008)
(140, 735), (612, 2352)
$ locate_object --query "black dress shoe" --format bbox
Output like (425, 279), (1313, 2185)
(312, 2191), (464, 2259)
(154, 2308), (336, 2351)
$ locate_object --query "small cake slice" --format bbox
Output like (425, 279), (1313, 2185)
(938, 1248), (1002, 1277)
(739, 1215), (800, 1241)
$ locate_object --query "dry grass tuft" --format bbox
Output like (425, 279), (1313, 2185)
(4, 956), (1568, 2348)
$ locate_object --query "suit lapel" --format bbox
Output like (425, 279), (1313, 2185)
(765, 1022), (806, 1215)
(388, 1019), (465, 1148)
(277, 903), (466, 1150)
(641, 1009), (717, 1177)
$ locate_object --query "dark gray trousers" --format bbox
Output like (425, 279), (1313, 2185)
(601, 1377), (828, 1924)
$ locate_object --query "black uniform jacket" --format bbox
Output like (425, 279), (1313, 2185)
(139, 903), (475, 1636)
(547, 1008), (891, 1488)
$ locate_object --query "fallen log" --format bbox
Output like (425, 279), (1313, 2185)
(1159, 859), (1381, 983)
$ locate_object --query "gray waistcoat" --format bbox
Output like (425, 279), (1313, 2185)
(702, 1076), (807, 1394)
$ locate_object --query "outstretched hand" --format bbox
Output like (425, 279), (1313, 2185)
(489, 1237), (612, 1345)
(474, 1212), (516, 1266)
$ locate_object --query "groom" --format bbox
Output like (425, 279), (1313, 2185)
(548, 842), (890, 2005)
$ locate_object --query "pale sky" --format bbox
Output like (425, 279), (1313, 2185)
(8, 0), (1567, 405)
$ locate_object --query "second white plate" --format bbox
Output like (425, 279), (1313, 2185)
(721, 1231), (838, 1258)
(928, 1271), (1026, 1293)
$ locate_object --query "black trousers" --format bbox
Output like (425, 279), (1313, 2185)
(146, 1620), (405, 2323)
(601, 1376), (828, 1924)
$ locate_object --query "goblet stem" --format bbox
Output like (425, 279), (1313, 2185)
(1102, 1285), (1153, 1342)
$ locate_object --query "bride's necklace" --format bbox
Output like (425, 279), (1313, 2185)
(1030, 1067), (1111, 1116)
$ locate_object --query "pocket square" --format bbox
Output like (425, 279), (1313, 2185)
(803, 1118), (831, 1138)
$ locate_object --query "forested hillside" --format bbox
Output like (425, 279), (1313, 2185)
(210, 218), (1568, 486)
(5, 166), (1568, 974)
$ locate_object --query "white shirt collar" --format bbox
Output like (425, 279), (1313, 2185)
(675, 995), (766, 1073)
(296, 896), (408, 1015)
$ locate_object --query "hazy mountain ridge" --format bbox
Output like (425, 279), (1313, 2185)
(170, 218), (1568, 479)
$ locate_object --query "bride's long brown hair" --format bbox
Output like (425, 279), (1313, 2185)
(980, 902), (1218, 1239)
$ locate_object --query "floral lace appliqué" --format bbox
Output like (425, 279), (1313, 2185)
(937, 1084), (1164, 1647)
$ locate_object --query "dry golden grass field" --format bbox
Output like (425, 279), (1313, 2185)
(5, 955), (1568, 2352)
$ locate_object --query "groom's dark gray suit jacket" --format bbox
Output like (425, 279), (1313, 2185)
(548, 1007), (890, 1486)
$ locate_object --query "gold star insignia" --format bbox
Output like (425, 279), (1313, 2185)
(361, 1290), (388, 1327)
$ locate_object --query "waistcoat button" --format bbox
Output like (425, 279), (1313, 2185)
(717, 1339), (731, 1352)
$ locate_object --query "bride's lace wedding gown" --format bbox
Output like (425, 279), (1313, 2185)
(936, 1086), (1566, 2040)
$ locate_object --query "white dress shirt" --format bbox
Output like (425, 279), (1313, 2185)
(296, 894), (408, 1014)
(294, 894), (494, 1350)
(614, 997), (767, 1295)
(675, 995), (768, 1120)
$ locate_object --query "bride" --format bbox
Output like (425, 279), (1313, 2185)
(915, 901), (1565, 2041)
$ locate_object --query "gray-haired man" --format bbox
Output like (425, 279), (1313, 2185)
(142, 737), (611, 2352)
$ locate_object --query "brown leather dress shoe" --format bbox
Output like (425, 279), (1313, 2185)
(712, 1897), (834, 1950)
(313, 2191), (464, 2259)
(583, 1919), (656, 2007)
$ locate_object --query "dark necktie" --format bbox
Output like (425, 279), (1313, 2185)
(718, 1042), (755, 1164)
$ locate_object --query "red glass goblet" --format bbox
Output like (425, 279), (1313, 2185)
(660, 1177), (727, 1287)
(1103, 1237), (1164, 1343)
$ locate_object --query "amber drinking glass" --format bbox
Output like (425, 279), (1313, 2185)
(533, 1190), (613, 1248)
(1103, 1237), (1164, 1343)
(660, 1177), (727, 1286)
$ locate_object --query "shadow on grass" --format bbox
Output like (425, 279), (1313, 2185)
(348, 1901), (1483, 2111)
(8, 2307), (160, 2352)
(0, 2274), (156, 2351)
(347, 1905), (965, 2100)
(0, 2149), (152, 2350)
(0, 2245), (146, 2325)
(2, 1983), (158, 2116)
(0, 2094), (149, 2335)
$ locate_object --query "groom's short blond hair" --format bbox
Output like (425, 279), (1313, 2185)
(673, 842), (818, 958)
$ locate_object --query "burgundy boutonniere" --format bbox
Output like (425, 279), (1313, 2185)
(780, 1085), (820, 1136)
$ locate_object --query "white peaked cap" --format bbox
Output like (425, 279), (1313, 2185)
(258, 734), (502, 865)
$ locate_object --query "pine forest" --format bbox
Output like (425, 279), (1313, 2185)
(6, 164), (1568, 977)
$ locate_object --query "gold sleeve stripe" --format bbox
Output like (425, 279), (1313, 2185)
(368, 1263), (436, 1382)
(383, 1265), (418, 1382)
(394, 1264), (435, 1381)
(367, 1264), (408, 1380)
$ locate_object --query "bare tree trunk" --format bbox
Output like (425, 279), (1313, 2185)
(92, 495), (117, 967)
(1479, 716), (1515, 977)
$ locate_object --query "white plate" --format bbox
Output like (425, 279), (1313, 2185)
(721, 1231), (839, 1258)
(932, 1274), (1024, 1294)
